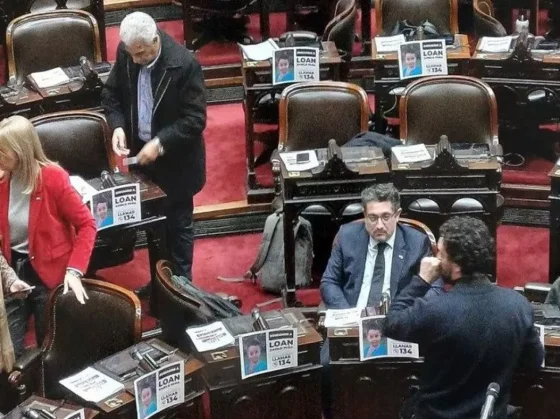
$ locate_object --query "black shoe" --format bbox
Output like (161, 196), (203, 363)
(134, 284), (151, 299)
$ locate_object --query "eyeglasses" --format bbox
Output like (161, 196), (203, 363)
(365, 212), (396, 224)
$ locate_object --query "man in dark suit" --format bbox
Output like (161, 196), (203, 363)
(102, 12), (206, 284)
(385, 216), (544, 419)
(321, 183), (440, 310)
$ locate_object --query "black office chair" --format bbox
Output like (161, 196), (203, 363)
(176, 0), (258, 50)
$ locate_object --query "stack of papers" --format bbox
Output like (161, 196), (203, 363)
(392, 144), (432, 164)
(239, 39), (279, 61)
(60, 367), (124, 403)
(187, 321), (235, 352)
(28, 67), (70, 88)
(374, 34), (406, 52)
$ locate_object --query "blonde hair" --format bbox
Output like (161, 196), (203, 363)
(0, 115), (54, 194)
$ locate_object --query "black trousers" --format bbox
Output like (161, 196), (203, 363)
(6, 252), (49, 358)
(165, 197), (194, 280)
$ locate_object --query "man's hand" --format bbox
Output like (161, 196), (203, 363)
(419, 257), (441, 285)
(63, 273), (89, 304)
(112, 127), (130, 156)
(8, 279), (32, 299)
(137, 139), (160, 165)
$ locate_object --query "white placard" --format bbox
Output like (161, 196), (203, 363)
(479, 36), (513, 52)
(60, 367), (124, 403)
(186, 321), (235, 352)
(63, 408), (86, 419)
(359, 316), (420, 361)
(239, 328), (298, 380)
(273, 47), (320, 85)
(324, 308), (361, 328)
(279, 150), (319, 172)
(239, 38), (279, 61)
(392, 144), (432, 163)
(134, 361), (185, 419)
(91, 184), (141, 230)
(398, 40), (448, 80)
(375, 34), (406, 52)
(28, 67), (70, 88)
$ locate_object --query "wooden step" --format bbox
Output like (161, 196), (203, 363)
(104, 0), (171, 13)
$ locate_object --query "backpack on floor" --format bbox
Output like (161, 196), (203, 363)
(218, 211), (313, 294)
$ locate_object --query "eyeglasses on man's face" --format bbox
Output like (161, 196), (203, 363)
(365, 211), (397, 224)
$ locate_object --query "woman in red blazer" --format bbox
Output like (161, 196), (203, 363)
(0, 115), (96, 356)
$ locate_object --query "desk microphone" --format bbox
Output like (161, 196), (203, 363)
(100, 170), (117, 189)
(480, 382), (500, 419)
(380, 291), (391, 315)
(131, 348), (159, 372)
(251, 308), (269, 331)
(22, 409), (41, 419)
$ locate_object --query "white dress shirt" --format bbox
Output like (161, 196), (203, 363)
(356, 232), (396, 309)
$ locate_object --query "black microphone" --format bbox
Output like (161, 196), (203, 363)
(131, 348), (158, 372)
(100, 170), (117, 189)
(480, 382), (500, 419)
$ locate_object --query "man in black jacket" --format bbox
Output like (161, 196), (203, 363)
(102, 12), (206, 283)
(385, 216), (543, 419)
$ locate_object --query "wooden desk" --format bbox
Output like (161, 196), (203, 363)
(5, 396), (98, 419)
(242, 41), (342, 204)
(470, 39), (560, 129)
(279, 145), (390, 306)
(371, 34), (471, 134)
(548, 163), (560, 282)
(91, 339), (205, 418)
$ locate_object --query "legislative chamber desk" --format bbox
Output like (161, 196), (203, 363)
(193, 308), (323, 418)
(84, 339), (204, 418)
(86, 171), (168, 314)
(5, 396), (98, 419)
(242, 41), (341, 203)
(327, 323), (560, 419)
(278, 143), (390, 306)
(548, 162), (560, 282)
(391, 140), (502, 242)
(470, 39), (560, 130)
(371, 34), (470, 134)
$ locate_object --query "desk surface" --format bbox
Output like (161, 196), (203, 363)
(5, 395), (98, 419)
(472, 39), (560, 64)
(371, 34), (470, 61)
(242, 41), (341, 70)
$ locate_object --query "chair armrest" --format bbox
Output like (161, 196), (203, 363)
(8, 347), (42, 402)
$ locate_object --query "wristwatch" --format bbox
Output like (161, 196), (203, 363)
(153, 137), (165, 156)
(66, 268), (83, 279)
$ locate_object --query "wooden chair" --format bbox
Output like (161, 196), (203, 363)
(375, 0), (459, 36)
(6, 10), (102, 85)
(8, 279), (141, 402)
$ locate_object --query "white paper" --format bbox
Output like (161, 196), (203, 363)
(279, 150), (319, 172)
(134, 361), (185, 419)
(273, 47), (320, 85)
(479, 36), (513, 52)
(186, 321), (235, 352)
(392, 144), (432, 163)
(239, 328), (298, 380)
(398, 40), (448, 80)
(60, 367), (124, 403)
(29, 67), (70, 88)
(239, 38), (279, 61)
(375, 34), (406, 52)
(70, 175), (98, 203)
(359, 316), (420, 361)
(91, 184), (141, 230)
(63, 408), (86, 419)
(324, 308), (361, 328)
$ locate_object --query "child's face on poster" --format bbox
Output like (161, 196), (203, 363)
(141, 387), (152, 407)
(248, 344), (261, 364)
(405, 52), (417, 69)
(367, 328), (382, 347)
(278, 58), (290, 74)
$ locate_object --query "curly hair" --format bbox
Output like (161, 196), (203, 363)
(439, 216), (495, 277)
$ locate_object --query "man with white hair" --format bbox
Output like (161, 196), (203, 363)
(102, 12), (206, 289)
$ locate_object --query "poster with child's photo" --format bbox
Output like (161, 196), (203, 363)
(360, 317), (388, 360)
(240, 332), (268, 378)
(273, 49), (295, 84)
(91, 190), (114, 230)
(399, 42), (423, 79)
(134, 372), (158, 419)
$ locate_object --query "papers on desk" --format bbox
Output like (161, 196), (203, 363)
(186, 321), (235, 352)
(392, 144), (432, 163)
(374, 34), (406, 52)
(70, 175), (98, 203)
(478, 36), (513, 52)
(324, 308), (361, 328)
(28, 67), (70, 88)
(279, 150), (320, 172)
(60, 367), (124, 403)
(239, 39), (279, 61)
